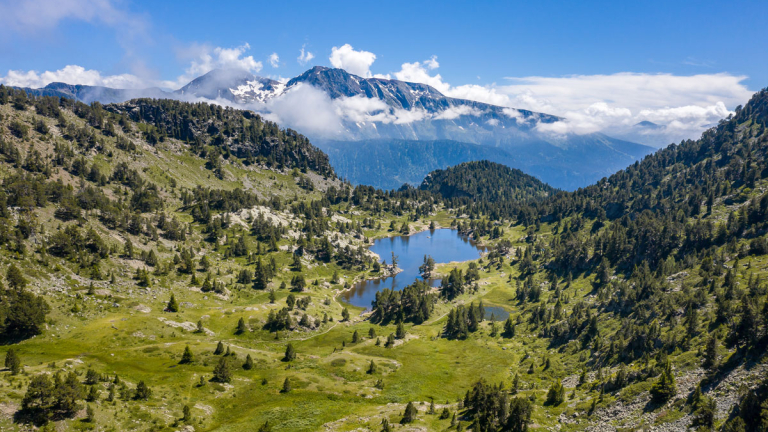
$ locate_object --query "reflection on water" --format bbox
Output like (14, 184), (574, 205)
(341, 228), (486, 308)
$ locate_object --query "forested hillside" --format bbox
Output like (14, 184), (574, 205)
(420, 160), (556, 201)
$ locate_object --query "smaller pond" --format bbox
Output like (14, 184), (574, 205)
(483, 306), (510, 321)
(341, 228), (486, 308)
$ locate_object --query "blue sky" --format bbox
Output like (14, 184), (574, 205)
(0, 0), (765, 145)
(1, 0), (766, 86)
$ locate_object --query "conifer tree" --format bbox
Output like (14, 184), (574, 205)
(86, 385), (99, 402)
(281, 377), (291, 393)
(182, 404), (192, 424)
(650, 360), (676, 403)
(236, 317), (248, 334)
(283, 343), (296, 362)
(401, 401), (417, 424)
(243, 354), (254, 370)
(213, 357), (231, 383)
(214, 341), (225, 355)
(396, 322), (406, 339)
(180, 345), (194, 364)
(703, 335), (718, 371)
(5, 348), (20, 375)
(134, 381), (151, 400)
(546, 379), (565, 405)
(167, 293), (179, 312)
(385, 333), (396, 348)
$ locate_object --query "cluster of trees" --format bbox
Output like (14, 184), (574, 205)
(0, 265), (49, 341)
(444, 302), (486, 339)
(462, 380), (533, 432)
(370, 281), (434, 324)
(439, 264), (480, 299)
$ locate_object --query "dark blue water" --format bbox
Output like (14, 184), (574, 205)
(341, 229), (485, 308)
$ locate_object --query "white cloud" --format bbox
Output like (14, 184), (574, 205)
(329, 44), (376, 77)
(262, 84), (344, 138)
(497, 73), (752, 143)
(163, 43), (263, 88)
(392, 56), (511, 106)
(424, 55), (439, 70)
(1, 43), (267, 90)
(386, 59), (753, 145)
(0, 64), (145, 89)
(0, 0), (147, 38)
(269, 53), (279, 68)
(297, 44), (314, 66)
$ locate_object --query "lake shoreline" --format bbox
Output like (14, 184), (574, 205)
(338, 228), (485, 308)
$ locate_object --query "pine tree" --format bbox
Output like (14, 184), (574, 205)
(650, 360), (676, 403)
(385, 333), (396, 348)
(182, 404), (192, 424)
(236, 317), (248, 334)
(546, 379), (566, 405)
(368, 327), (376, 339)
(196, 320), (205, 333)
(512, 372), (520, 394)
(5, 348), (21, 375)
(180, 345), (194, 364)
(341, 307), (350, 321)
(134, 381), (152, 400)
(86, 385), (99, 402)
(214, 341), (225, 355)
(367, 360), (377, 374)
(6, 264), (28, 289)
(282, 377), (292, 393)
(352, 330), (360, 343)
(401, 401), (418, 424)
(167, 293), (179, 312)
(213, 357), (231, 383)
(284, 343), (296, 362)
(243, 354), (254, 370)
(86, 404), (95, 422)
(381, 418), (392, 432)
(703, 335), (718, 371)
(396, 322), (406, 339)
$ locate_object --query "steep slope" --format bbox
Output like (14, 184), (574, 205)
(104, 98), (334, 177)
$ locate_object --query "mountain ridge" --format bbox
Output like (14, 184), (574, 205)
(9, 66), (655, 190)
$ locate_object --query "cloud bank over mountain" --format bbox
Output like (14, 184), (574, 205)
(0, 34), (754, 147)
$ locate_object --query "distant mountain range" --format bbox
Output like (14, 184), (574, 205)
(12, 66), (656, 190)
